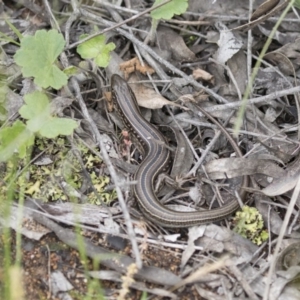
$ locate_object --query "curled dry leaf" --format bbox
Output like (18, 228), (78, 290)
(231, 0), (288, 32)
(262, 155), (300, 196)
(261, 171), (300, 197)
(262, 38), (300, 88)
(250, 0), (280, 21)
(258, 140), (296, 164)
(192, 224), (258, 264)
(276, 242), (300, 271)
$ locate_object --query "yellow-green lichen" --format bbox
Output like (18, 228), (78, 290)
(233, 205), (269, 245)
(22, 136), (116, 204)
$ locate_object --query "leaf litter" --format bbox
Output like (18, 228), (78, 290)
(2, 0), (300, 299)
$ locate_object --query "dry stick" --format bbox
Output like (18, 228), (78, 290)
(246, 0), (255, 152)
(25, 200), (204, 251)
(46, 244), (52, 297)
(64, 9), (80, 47)
(263, 175), (300, 299)
(247, 0), (254, 88)
(176, 117), (294, 143)
(199, 86), (300, 113)
(30, 209), (181, 286)
(24, 199), (203, 251)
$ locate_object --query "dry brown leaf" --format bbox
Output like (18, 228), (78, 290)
(129, 76), (183, 110)
(193, 68), (214, 84)
(119, 57), (155, 79)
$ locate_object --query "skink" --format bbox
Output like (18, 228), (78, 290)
(111, 74), (248, 228)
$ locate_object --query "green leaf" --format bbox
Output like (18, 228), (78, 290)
(63, 66), (78, 77)
(151, 0), (188, 20)
(19, 91), (51, 132)
(39, 118), (78, 138)
(19, 91), (78, 138)
(77, 34), (116, 68)
(0, 120), (34, 161)
(14, 29), (67, 89)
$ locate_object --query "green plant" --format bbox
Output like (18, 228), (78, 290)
(1, 30), (79, 164)
(14, 29), (67, 89)
(77, 33), (116, 68)
(19, 91), (78, 138)
(150, 0), (188, 20)
(233, 206), (269, 245)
